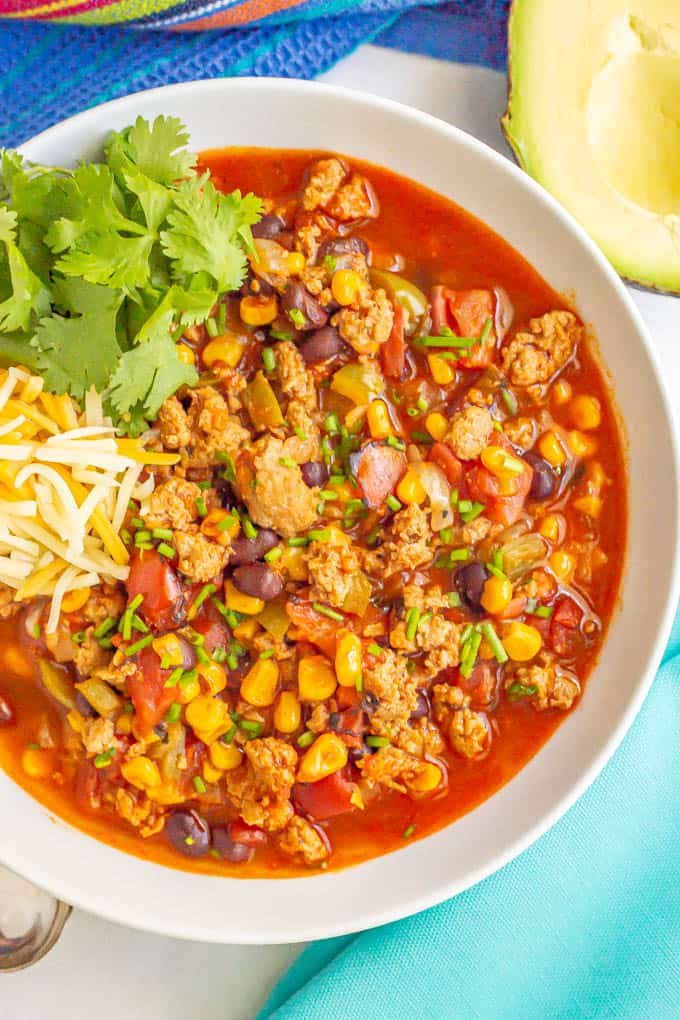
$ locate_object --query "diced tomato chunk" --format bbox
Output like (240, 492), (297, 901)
(335, 686), (362, 710)
(429, 442), (463, 488)
(458, 662), (497, 709)
(466, 459), (533, 527)
(549, 596), (583, 657)
(127, 549), (185, 632)
(229, 820), (267, 847)
(293, 768), (358, 820)
(286, 598), (340, 658)
(430, 286), (497, 368)
(380, 303), (406, 379)
(127, 644), (176, 733)
(192, 600), (231, 654)
(552, 595), (582, 629)
(354, 441), (407, 509)
(331, 707), (369, 749)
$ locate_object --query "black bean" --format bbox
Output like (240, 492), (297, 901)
(232, 563), (283, 602)
(300, 461), (329, 488)
(361, 691), (379, 711)
(229, 528), (279, 566)
(0, 693), (15, 726)
(524, 451), (558, 501)
(252, 214), (286, 240)
(282, 282), (328, 331)
(153, 722), (169, 742)
(211, 825), (254, 864)
(409, 690), (430, 722)
(75, 691), (98, 719)
(455, 562), (488, 613)
(177, 636), (197, 672)
(165, 809), (211, 858)
(318, 235), (369, 261)
(299, 326), (346, 365)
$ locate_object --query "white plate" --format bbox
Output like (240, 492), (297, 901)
(2, 77), (678, 944)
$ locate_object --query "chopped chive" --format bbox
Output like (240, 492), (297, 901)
(344, 498), (365, 513)
(71, 631), (87, 644)
(156, 542), (175, 559)
(308, 528), (331, 542)
(460, 628), (482, 678)
(450, 488), (459, 507)
(457, 499), (472, 513)
(134, 530), (152, 545)
(385, 436), (406, 451)
(152, 528), (174, 541)
(438, 527), (453, 545)
(534, 605), (554, 619)
(279, 456), (297, 469)
(270, 329), (293, 341)
(160, 656), (172, 670)
(264, 547), (282, 563)
(217, 302), (227, 333)
(93, 748), (115, 769)
(486, 564), (507, 581)
(386, 495), (402, 512)
(129, 594), (144, 613)
(26, 742), (40, 750)
(460, 501), (485, 523)
(222, 723), (238, 744)
(217, 513), (237, 532)
(288, 308), (306, 329)
(195, 645), (210, 665)
(367, 642), (383, 656)
(259, 649), (275, 659)
(286, 537), (307, 548)
(166, 666), (184, 687)
(120, 608), (133, 642)
(193, 776), (207, 794)
(492, 548), (504, 571)
(366, 735), (390, 748)
(355, 673), (363, 692)
(480, 317), (493, 343)
(405, 607), (421, 642)
(127, 499), (138, 511)
(212, 647), (228, 663)
(130, 517), (145, 529)
(480, 621), (509, 664)
(190, 583), (217, 616)
(329, 473), (346, 485)
(407, 407), (419, 417)
(179, 669), (198, 687)
(508, 682), (537, 701)
(434, 554), (451, 568)
(120, 529), (132, 546)
(319, 490), (338, 502)
(402, 823), (416, 839)
(324, 254), (337, 272)
(166, 702), (182, 723)
(131, 613), (148, 633)
(217, 451), (236, 481)
(418, 334), (479, 349)
(195, 496), (208, 517)
(226, 653), (238, 671)
(324, 412), (340, 435)
(449, 548), (469, 563)
(124, 633), (154, 657)
(262, 347), (277, 373)
(93, 616), (117, 640)
(447, 591), (462, 608)
(500, 387), (518, 415)
(297, 730), (315, 748)
(312, 601), (344, 622)
(239, 719), (264, 737)
(525, 597), (538, 614)
(184, 837), (194, 847)
(206, 317), (219, 338)
(293, 425), (308, 441)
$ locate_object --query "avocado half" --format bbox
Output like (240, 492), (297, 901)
(502, 0), (680, 295)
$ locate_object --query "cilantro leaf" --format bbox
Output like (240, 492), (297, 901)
(106, 116), (196, 186)
(123, 167), (173, 232)
(30, 279), (123, 398)
(0, 205), (51, 332)
(109, 333), (197, 433)
(160, 176), (263, 294)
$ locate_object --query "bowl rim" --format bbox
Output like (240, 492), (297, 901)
(4, 75), (680, 944)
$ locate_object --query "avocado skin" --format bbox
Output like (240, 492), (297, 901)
(500, 0), (680, 297)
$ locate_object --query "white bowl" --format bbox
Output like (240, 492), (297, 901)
(3, 78), (678, 944)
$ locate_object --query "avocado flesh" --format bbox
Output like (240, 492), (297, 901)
(502, 0), (680, 294)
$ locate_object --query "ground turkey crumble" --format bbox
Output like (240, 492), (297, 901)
(501, 310), (581, 386)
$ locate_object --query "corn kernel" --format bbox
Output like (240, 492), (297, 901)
(425, 412), (447, 441)
(331, 269), (366, 306)
(233, 618), (259, 642)
(396, 467), (427, 506)
(121, 755), (161, 791)
(286, 251), (306, 275)
(197, 661), (227, 696)
(297, 733), (348, 783)
(481, 445), (525, 479)
(273, 690), (301, 734)
(202, 336), (245, 369)
(552, 379), (572, 405)
(503, 621), (542, 662)
(539, 514), (563, 542)
(177, 675), (201, 705)
(407, 761), (443, 793)
(428, 352), (455, 385)
(586, 461), (607, 491)
(298, 654), (337, 702)
(210, 741), (242, 771)
(175, 343), (196, 366)
(549, 549), (576, 582)
(569, 394), (601, 431)
(186, 696), (229, 739)
(480, 575), (513, 615)
(240, 295), (278, 326)
(241, 658), (279, 707)
(538, 430), (566, 467)
(202, 761), (224, 784)
(225, 579), (265, 616)
(147, 782), (186, 806)
(116, 714), (133, 736)
(279, 546), (308, 581)
(335, 630), (363, 688)
(367, 399), (394, 439)
(201, 508), (240, 546)
(21, 747), (54, 780)
(573, 495), (603, 519)
(151, 633), (185, 668)
(567, 430), (598, 458)
(61, 586), (91, 614)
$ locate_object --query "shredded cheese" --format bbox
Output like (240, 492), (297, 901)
(0, 370), (176, 631)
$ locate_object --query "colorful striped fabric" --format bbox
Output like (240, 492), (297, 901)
(0, 1), (509, 146)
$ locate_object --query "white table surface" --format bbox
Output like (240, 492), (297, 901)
(3, 43), (679, 1020)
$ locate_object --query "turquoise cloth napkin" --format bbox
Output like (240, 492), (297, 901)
(259, 609), (680, 1018)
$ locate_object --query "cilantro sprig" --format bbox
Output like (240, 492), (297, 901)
(0, 116), (263, 434)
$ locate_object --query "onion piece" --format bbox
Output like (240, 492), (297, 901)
(411, 461), (453, 532)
